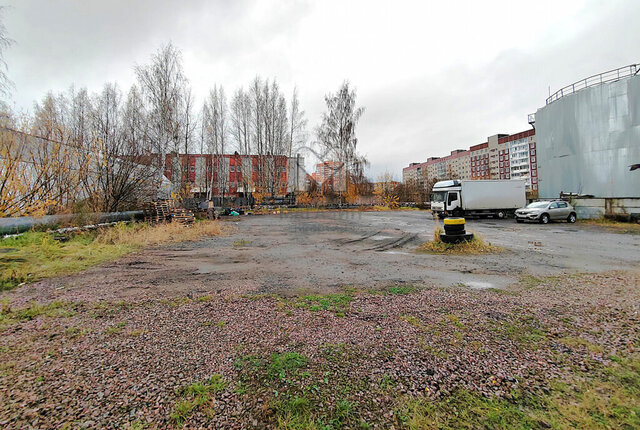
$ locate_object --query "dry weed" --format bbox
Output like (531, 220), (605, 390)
(418, 223), (503, 255)
(96, 221), (224, 247)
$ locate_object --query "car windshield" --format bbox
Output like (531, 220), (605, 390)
(526, 202), (549, 209)
(431, 191), (446, 202)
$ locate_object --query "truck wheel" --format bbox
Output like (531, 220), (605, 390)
(567, 213), (577, 223)
(496, 211), (505, 219)
(540, 214), (550, 224)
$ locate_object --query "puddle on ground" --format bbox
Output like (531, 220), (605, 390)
(196, 263), (217, 274)
(462, 281), (494, 290)
(384, 250), (411, 255)
(370, 235), (393, 241)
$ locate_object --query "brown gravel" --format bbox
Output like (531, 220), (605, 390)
(0, 271), (638, 429)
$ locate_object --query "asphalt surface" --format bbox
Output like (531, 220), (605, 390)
(13, 210), (640, 306)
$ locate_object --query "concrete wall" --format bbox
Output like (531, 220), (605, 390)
(535, 74), (640, 198)
(571, 198), (640, 220)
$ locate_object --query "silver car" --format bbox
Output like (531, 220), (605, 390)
(515, 200), (577, 224)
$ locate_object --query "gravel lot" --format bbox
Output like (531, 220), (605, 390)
(1, 211), (639, 428)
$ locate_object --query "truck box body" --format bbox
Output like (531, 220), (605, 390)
(460, 180), (525, 210)
(430, 179), (526, 217)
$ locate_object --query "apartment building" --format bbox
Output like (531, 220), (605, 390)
(498, 129), (537, 192)
(448, 150), (471, 179)
(402, 162), (423, 185)
(312, 161), (347, 192)
(404, 127), (538, 194)
(470, 142), (490, 179)
(163, 153), (305, 198)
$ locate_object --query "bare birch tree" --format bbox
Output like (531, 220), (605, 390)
(288, 87), (307, 158)
(203, 85), (228, 202)
(316, 81), (368, 203)
(0, 7), (13, 108)
(135, 42), (187, 186)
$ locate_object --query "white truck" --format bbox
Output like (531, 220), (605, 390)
(430, 179), (526, 219)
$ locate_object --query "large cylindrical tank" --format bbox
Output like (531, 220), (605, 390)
(535, 74), (640, 198)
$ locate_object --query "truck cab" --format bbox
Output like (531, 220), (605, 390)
(430, 180), (462, 218)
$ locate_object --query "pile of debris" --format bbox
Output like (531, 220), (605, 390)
(143, 200), (195, 225)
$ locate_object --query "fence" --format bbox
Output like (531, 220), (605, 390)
(546, 63), (639, 105)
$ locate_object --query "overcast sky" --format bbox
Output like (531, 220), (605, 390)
(3, 0), (639, 179)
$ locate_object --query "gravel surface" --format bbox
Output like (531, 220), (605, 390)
(1, 212), (639, 428)
(1, 270), (638, 428)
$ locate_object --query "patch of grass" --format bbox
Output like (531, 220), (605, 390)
(268, 352), (309, 380)
(170, 374), (227, 427)
(274, 395), (315, 429)
(321, 343), (347, 362)
(234, 381), (249, 395)
(64, 326), (88, 338)
(445, 313), (464, 328)
(126, 421), (148, 430)
(232, 239), (252, 247)
(105, 321), (127, 335)
(578, 218), (640, 234)
(400, 314), (422, 328)
(397, 353), (640, 429)
(0, 300), (77, 328)
(273, 395), (358, 430)
(379, 374), (396, 390)
(216, 320), (226, 328)
(233, 353), (264, 371)
(396, 388), (547, 429)
(494, 314), (546, 345)
(295, 293), (354, 314)
(519, 273), (544, 289)
(416, 227), (503, 255)
(386, 285), (416, 295)
(560, 336), (604, 354)
(331, 399), (355, 427)
(0, 221), (224, 291)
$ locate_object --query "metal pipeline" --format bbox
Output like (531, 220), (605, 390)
(0, 211), (144, 235)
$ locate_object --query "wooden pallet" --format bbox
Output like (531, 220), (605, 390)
(171, 208), (195, 225)
(144, 199), (179, 224)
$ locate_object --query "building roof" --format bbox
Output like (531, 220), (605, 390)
(469, 142), (488, 151)
(498, 128), (535, 144)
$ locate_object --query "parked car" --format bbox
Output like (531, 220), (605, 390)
(515, 200), (577, 224)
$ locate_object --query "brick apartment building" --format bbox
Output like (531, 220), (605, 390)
(498, 129), (538, 192)
(311, 161), (347, 192)
(163, 153), (306, 198)
(403, 128), (538, 194)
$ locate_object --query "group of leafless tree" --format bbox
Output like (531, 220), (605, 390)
(1, 42), (312, 215)
(1, 11), (372, 216)
(199, 75), (308, 201)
